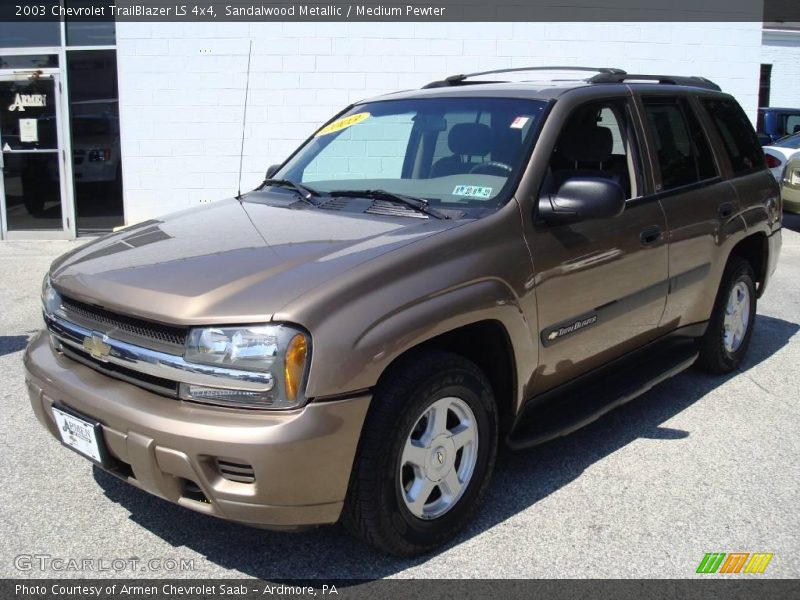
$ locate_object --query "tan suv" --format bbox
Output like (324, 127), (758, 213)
(25, 67), (782, 556)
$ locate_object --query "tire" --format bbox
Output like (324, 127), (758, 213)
(342, 350), (498, 556)
(696, 257), (757, 374)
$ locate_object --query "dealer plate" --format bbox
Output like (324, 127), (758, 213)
(51, 406), (104, 463)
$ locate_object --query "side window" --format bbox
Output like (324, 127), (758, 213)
(598, 107), (625, 154)
(643, 97), (717, 190)
(543, 99), (641, 200)
(784, 114), (800, 137)
(700, 98), (765, 175)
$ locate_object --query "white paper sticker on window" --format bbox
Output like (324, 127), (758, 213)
(19, 118), (38, 143)
(453, 185), (493, 199)
(510, 116), (529, 129)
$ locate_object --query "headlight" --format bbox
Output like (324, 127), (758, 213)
(182, 324), (310, 409)
(41, 274), (62, 316)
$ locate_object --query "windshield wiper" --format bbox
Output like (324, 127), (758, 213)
(259, 178), (323, 206)
(329, 189), (448, 220)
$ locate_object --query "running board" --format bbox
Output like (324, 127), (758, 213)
(506, 338), (699, 450)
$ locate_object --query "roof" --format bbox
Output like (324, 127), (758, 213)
(759, 107), (800, 112)
(361, 80), (588, 104)
(356, 67), (723, 105)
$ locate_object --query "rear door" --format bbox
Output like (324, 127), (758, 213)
(524, 95), (669, 394)
(636, 93), (740, 328)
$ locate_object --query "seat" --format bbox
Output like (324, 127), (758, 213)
(430, 122), (493, 178)
(549, 124), (622, 192)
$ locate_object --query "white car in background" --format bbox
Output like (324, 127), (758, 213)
(781, 154), (800, 214)
(763, 132), (800, 181)
(68, 113), (121, 185)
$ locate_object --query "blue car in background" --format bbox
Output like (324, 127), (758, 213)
(757, 107), (800, 145)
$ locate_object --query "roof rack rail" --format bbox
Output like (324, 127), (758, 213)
(588, 73), (721, 91)
(422, 66), (627, 88)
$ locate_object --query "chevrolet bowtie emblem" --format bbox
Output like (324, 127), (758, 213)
(83, 333), (111, 361)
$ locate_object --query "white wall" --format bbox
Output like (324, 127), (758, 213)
(116, 22), (763, 224)
(761, 30), (800, 108)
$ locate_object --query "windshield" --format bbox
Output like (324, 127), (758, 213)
(275, 97), (547, 208)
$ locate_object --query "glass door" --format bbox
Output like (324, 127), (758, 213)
(0, 72), (72, 238)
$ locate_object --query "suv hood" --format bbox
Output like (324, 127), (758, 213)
(50, 197), (461, 325)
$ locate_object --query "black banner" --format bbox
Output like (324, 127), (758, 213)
(1, 0), (800, 22)
(4, 579), (800, 600)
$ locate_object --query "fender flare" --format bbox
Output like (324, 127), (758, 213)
(306, 278), (536, 410)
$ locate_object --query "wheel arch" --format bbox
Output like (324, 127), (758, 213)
(374, 319), (519, 434)
(727, 232), (769, 297)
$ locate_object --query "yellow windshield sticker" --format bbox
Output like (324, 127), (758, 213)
(315, 112), (370, 137)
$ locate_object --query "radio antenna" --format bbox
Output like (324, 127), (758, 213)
(236, 40), (253, 200)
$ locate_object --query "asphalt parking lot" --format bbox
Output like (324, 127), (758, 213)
(1, 217), (799, 580)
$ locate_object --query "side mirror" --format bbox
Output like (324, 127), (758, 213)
(265, 164), (281, 179)
(538, 177), (625, 225)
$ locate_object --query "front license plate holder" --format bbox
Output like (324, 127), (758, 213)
(51, 403), (115, 468)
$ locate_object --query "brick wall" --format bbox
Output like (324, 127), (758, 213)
(761, 30), (800, 109)
(116, 22), (763, 223)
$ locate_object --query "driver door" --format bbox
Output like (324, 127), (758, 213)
(525, 97), (669, 394)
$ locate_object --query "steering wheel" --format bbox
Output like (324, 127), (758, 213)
(469, 161), (513, 176)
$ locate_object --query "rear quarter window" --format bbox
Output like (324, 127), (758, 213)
(642, 97), (717, 191)
(700, 98), (765, 175)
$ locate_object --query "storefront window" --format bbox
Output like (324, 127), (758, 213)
(67, 50), (124, 231)
(65, 1), (116, 46)
(66, 22), (117, 47)
(1, 10), (121, 238)
(0, 55), (58, 69)
(0, 22), (61, 48)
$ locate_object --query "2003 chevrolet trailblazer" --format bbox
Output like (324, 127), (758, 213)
(25, 67), (781, 556)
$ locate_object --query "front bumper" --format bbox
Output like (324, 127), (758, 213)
(24, 331), (370, 528)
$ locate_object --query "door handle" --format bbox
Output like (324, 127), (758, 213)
(718, 202), (733, 218)
(640, 225), (662, 246)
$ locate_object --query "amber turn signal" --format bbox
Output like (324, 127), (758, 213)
(284, 334), (308, 401)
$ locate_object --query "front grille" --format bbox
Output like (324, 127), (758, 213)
(215, 458), (256, 484)
(61, 295), (188, 346)
(61, 344), (179, 398)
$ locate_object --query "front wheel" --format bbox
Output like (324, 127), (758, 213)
(342, 351), (498, 556)
(696, 257), (757, 374)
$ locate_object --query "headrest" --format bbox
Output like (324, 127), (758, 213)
(448, 122), (492, 156)
(559, 125), (613, 163)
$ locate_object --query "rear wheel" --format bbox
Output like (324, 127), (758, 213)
(697, 257), (757, 374)
(342, 351), (498, 556)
